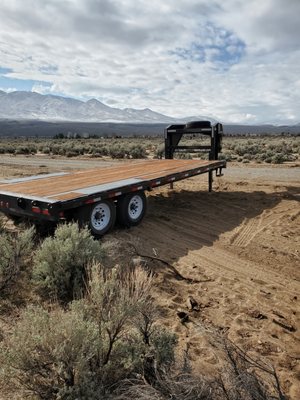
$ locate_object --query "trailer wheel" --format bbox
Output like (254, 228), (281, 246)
(117, 191), (147, 228)
(78, 200), (116, 236)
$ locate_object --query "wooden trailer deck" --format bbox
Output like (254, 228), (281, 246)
(0, 159), (224, 204)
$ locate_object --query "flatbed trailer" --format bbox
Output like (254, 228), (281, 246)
(0, 120), (226, 235)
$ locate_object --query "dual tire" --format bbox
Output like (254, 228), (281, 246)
(117, 191), (147, 228)
(77, 191), (147, 236)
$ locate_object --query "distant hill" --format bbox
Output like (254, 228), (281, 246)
(0, 119), (299, 137)
(0, 119), (166, 137)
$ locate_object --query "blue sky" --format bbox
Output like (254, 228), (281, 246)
(0, 0), (299, 124)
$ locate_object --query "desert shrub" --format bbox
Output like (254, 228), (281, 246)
(219, 152), (233, 161)
(58, 147), (67, 156)
(65, 145), (85, 157)
(223, 137), (300, 164)
(66, 150), (78, 157)
(41, 146), (51, 154)
(0, 216), (5, 233)
(272, 153), (285, 164)
(32, 223), (104, 302)
(15, 146), (30, 155)
(90, 146), (109, 157)
(0, 258), (285, 399)
(175, 153), (192, 159)
(195, 152), (209, 160)
(0, 304), (102, 399)
(5, 145), (16, 154)
(114, 337), (285, 400)
(0, 264), (177, 399)
(114, 373), (214, 400)
(109, 144), (127, 159)
(0, 228), (35, 293)
(234, 144), (260, 157)
(29, 146), (37, 154)
(90, 151), (101, 158)
(154, 144), (165, 159)
(151, 327), (177, 366)
(128, 145), (146, 159)
(51, 144), (64, 155)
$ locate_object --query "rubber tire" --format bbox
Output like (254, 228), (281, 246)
(117, 191), (147, 228)
(77, 200), (116, 237)
(185, 121), (211, 129)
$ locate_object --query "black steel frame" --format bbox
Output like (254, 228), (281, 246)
(164, 121), (223, 161)
(164, 120), (225, 191)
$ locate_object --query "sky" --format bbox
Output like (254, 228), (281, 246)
(0, 0), (299, 124)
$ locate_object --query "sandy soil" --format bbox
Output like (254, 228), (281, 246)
(0, 158), (299, 398)
(107, 162), (300, 399)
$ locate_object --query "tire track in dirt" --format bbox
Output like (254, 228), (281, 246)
(129, 180), (300, 399)
(230, 217), (260, 247)
(229, 202), (299, 248)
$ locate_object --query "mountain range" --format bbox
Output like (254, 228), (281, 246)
(0, 91), (299, 137)
(0, 90), (211, 123)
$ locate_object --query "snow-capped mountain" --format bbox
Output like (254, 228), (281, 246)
(0, 90), (213, 123)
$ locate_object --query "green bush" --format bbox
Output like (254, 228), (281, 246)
(272, 153), (285, 164)
(128, 145), (146, 159)
(0, 304), (102, 399)
(154, 144), (165, 159)
(109, 144), (127, 159)
(66, 150), (78, 157)
(0, 228), (35, 293)
(0, 264), (177, 399)
(218, 152), (233, 161)
(32, 223), (104, 302)
(41, 146), (51, 154)
(15, 146), (30, 155)
(175, 153), (192, 159)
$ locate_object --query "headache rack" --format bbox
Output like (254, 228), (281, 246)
(164, 120), (224, 190)
(164, 120), (223, 160)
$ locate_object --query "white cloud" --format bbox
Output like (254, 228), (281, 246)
(31, 83), (52, 94)
(0, 87), (17, 93)
(0, 0), (299, 124)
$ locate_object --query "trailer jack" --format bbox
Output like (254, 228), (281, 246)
(216, 167), (224, 177)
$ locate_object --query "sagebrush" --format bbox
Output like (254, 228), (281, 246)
(0, 227), (35, 293)
(32, 223), (104, 302)
(0, 263), (177, 399)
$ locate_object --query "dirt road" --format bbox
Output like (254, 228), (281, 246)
(0, 157), (299, 398)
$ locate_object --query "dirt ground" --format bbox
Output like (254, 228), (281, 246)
(0, 156), (299, 398)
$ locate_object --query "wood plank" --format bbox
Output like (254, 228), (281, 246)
(0, 160), (219, 200)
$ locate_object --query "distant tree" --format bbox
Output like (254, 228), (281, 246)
(53, 133), (65, 139)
